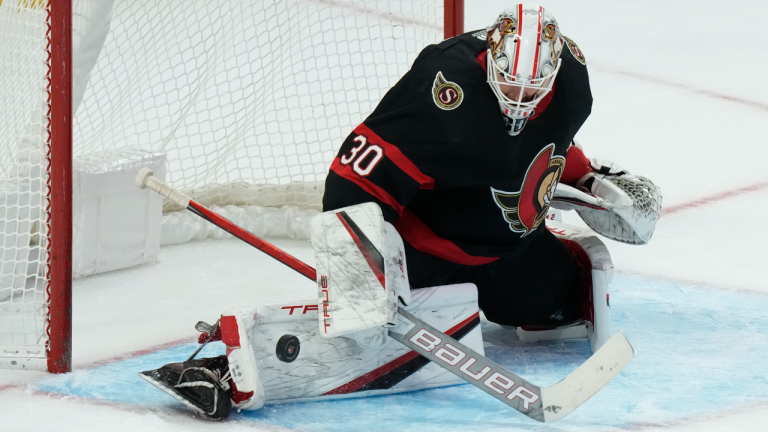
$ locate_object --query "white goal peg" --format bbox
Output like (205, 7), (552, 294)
(134, 166), (192, 209)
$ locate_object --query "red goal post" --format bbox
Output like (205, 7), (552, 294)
(444, 0), (465, 39)
(48, 0), (74, 375)
(0, 0), (462, 374)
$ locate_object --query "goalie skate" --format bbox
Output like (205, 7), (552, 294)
(139, 356), (232, 420)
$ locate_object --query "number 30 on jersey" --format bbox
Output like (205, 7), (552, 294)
(340, 135), (383, 177)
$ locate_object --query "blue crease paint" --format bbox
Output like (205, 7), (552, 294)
(35, 274), (768, 432)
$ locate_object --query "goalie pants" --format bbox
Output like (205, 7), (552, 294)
(404, 229), (585, 327)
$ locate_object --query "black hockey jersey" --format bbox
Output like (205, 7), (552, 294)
(323, 30), (592, 264)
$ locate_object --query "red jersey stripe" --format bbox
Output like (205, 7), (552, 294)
(396, 209), (499, 266)
(330, 157), (405, 215)
(353, 123), (435, 189)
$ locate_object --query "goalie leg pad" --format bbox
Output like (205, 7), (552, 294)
(517, 225), (613, 352)
(220, 307), (266, 410)
(242, 283), (483, 407)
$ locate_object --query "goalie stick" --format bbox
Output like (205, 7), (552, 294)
(134, 168), (316, 280)
(391, 309), (632, 422)
(134, 167), (634, 422)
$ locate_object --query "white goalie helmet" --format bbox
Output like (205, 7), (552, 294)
(486, 4), (564, 135)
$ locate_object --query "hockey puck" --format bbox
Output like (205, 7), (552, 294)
(276, 335), (300, 363)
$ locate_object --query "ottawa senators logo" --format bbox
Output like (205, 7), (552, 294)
(562, 35), (586, 65)
(432, 72), (463, 110)
(491, 144), (565, 237)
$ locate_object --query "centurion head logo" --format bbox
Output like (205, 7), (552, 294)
(491, 144), (564, 237)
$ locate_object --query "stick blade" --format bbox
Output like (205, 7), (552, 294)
(539, 331), (634, 422)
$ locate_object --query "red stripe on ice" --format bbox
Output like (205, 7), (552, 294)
(662, 181), (768, 216)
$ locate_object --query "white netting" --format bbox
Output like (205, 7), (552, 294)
(0, 0), (51, 368)
(74, 0), (444, 212)
(1, 0), (443, 369)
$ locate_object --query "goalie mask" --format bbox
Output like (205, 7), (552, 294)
(486, 5), (563, 136)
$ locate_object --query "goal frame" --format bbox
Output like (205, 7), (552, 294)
(41, 0), (463, 374)
(48, 0), (73, 374)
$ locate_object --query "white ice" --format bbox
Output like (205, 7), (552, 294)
(2, 0), (768, 430)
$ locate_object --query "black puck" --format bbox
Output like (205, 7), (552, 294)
(276, 335), (300, 363)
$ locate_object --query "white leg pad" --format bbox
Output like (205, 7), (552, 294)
(220, 307), (265, 410)
(233, 283), (482, 408)
(518, 221), (614, 353)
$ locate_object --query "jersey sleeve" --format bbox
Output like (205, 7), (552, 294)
(323, 122), (435, 223)
(323, 42), (474, 222)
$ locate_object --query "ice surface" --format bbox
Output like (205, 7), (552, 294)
(3, 0), (768, 430)
(21, 274), (768, 432)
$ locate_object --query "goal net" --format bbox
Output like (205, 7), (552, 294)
(1, 0), (54, 372)
(76, 0), (444, 213)
(1, 0), (449, 372)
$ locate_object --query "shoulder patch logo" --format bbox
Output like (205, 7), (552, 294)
(471, 29), (486, 40)
(491, 144), (565, 237)
(432, 72), (463, 110)
(562, 35), (586, 65)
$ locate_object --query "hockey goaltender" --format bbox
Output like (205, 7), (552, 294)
(139, 3), (661, 421)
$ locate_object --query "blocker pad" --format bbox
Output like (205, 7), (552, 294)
(311, 203), (410, 338)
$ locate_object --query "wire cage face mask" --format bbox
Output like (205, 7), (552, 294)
(486, 4), (564, 135)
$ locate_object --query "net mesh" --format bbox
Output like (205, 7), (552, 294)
(0, 0), (443, 368)
(0, 0), (51, 367)
(74, 0), (443, 212)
